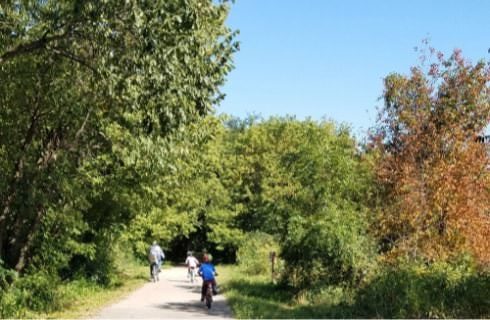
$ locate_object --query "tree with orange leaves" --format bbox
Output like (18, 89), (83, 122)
(371, 48), (490, 265)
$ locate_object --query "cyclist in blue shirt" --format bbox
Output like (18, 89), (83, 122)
(198, 254), (218, 301)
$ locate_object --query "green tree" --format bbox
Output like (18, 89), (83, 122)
(223, 117), (375, 288)
(124, 116), (243, 262)
(0, 0), (236, 274)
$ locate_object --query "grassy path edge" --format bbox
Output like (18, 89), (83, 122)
(32, 264), (148, 319)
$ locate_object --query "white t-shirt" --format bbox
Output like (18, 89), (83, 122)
(185, 256), (199, 268)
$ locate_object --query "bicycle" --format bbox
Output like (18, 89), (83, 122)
(203, 280), (213, 309)
(188, 266), (197, 283)
(150, 262), (159, 282)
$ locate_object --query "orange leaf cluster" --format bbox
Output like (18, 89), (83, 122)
(372, 49), (490, 265)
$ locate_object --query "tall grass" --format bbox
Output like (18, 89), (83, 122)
(354, 262), (490, 318)
(220, 262), (490, 318)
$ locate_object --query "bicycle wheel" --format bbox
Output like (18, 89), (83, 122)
(205, 283), (213, 309)
(190, 269), (195, 283)
(151, 263), (159, 282)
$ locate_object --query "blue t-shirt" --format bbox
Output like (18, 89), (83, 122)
(199, 263), (216, 281)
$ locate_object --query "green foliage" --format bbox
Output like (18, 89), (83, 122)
(219, 265), (296, 319)
(0, 289), (23, 319)
(0, 243), (147, 318)
(123, 116), (375, 275)
(1, 0), (236, 279)
(222, 117), (375, 289)
(123, 116), (243, 262)
(72, 235), (118, 285)
(0, 260), (15, 289)
(2, 13), (487, 316)
(0, 271), (61, 317)
(1, 0), (236, 314)
(0, 261), (21, 318)
(236, 232), (281, 276)
(221, 262), (490, 319)
(282, 204), (375, 289)
(14, 271), (62, 313)
(355, 260), (490, 318)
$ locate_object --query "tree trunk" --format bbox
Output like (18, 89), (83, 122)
(0, 104), (41, 266)
(15, 205), (44, 272)
(11, 128), (62, 273)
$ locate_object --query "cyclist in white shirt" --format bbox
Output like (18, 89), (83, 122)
(185, 251), (199, 281)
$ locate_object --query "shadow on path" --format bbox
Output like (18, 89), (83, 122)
(156, 300), (231, 318)
(94, 267), (232, 319)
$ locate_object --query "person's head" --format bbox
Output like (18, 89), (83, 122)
(202, 254), (210, 263)
(152, 240), (157, 246)
(187, 251), (192, 257)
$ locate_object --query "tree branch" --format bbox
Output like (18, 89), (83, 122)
(0, 33), (67, 64)
(50, 47), (98, 73)
(75, 110), (91, 140)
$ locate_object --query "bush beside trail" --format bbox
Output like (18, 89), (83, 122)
(221, 258), (490, 318)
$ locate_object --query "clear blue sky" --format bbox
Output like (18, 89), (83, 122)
(217, 0), (490, 136)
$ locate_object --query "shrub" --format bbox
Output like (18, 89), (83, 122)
(236, 232), (281, 276)
(0, 270), (63, 317)
(354, 259), (490, 318)
(15, 271), (62, 312)
(281, 204), (375, 290)
(0, 260), (16, 290)
(0, 262), (21, 318)
(63, 234), (118, 286)
(0, 288), (24, 319)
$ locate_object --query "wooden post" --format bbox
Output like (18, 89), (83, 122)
(269, 251), (276, 282)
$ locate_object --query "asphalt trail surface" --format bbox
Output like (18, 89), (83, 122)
(95, 266), (232, 319)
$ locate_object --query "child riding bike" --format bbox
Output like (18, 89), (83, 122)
(198, 254), (218, 301)
(185, 251), (199, 282)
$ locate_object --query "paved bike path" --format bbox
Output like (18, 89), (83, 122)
(94, 266), (233, 319)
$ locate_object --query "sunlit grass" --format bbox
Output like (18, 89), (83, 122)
(30, 262), (148, 319)
(219, 264), (490, 319)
